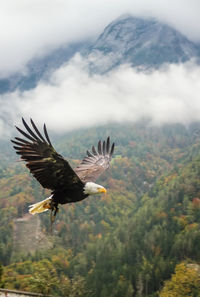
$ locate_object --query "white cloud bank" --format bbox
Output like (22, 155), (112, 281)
(0, 0), (200, 77)
(1, 55), (200, 138)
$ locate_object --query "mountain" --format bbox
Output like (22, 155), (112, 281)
(0, 15), (200, 94)
(0, 41), (88, 94)
(86, 15), (200, 73)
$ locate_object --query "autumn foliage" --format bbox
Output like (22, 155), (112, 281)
(0, 123), (200, 296)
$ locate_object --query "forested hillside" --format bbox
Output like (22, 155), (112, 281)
(0, 122), (200, 296)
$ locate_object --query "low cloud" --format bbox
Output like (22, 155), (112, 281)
(1, 55), (200, 139)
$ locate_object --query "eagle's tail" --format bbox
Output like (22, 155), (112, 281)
(29, 196), (52, 215)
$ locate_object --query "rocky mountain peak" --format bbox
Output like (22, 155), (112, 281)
(87, 15), (200, 73)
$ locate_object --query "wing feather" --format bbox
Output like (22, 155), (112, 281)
(74, 137), (115, 182)
(22, 118), (42, 142)
(15, 126), (36, 142)
(87, 150), (94, 158)
(43, 123), (52, 146)
(98, 140), (102, 155)
(106, 137), (110, 153)
(103, 141), (106, 156)
(92, 145), (98, 156)
(15, 137), (30, 144)
(110, 142), (115, 156)
(30, 118), (47, 143)
(11, 118), (83, 190)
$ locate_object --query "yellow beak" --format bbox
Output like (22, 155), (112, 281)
(98, 187), (107, 194)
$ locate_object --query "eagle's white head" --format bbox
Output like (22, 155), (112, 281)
(83, 182), (107, 195)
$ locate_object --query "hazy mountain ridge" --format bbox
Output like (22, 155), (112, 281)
(0, 15), (200, 94)
(0, 41), (88, 94)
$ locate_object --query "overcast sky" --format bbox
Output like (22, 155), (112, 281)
(0, 0), (200, 138)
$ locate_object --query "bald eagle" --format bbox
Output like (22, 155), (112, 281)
(11, 118), (115, 221)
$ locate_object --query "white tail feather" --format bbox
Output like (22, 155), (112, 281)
(29, 196), (52, 215)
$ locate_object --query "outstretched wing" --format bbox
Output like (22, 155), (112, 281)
(11, 118), (83, 190)
(74, 137), (115, 183)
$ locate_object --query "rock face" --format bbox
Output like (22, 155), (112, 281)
(87, 15), (200, 73)
(0, 15), (200, 93)
(13, 214), (53, 255)
(0, 288), (46, 297)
